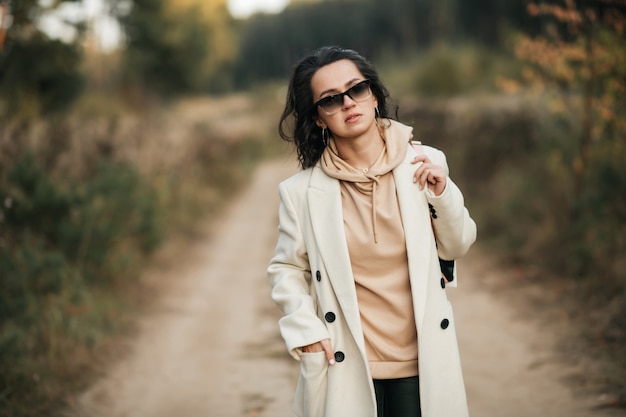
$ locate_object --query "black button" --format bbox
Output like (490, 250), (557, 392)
(430, 207), (436, 213)
(325, 312), (336, 323)
(431, 213), (438, 219)
(334, 351), (345, 362)
(440, 319), (449, 329)
(316, 271), (321, 281)
(440, 278), (446, 289)
(428, 203), (434, 209)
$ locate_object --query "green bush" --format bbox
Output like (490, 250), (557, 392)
(413, 46), (464, 97)
(0, 35), (84, 119)
(574, 140), (626, 285)
(383, 44), (521, 98)
(2, 152), (164, 279)
(0, 151), (165, 414)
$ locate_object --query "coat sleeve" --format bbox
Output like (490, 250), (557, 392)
(267, 181), (330, 360)
(424, 148), (477, 263)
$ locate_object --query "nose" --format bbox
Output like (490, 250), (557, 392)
(342, 94), (356, 107)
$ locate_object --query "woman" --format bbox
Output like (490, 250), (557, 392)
(267, 46), (477, 417)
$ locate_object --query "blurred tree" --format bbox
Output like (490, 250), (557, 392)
(116, 0), (235, 99)
(234, 0), (453, 86)
(509, 0), (626, 284)
(455, 0), (528, 46)
(164, 0), (236, 91)
(0, 0), (84, 119)
(514, 0), (625, 201)
(234, 0), (376, 86)
(367, 0), (440, 48)
(0, 1), (8, 51)
(232, 0), (535, 86)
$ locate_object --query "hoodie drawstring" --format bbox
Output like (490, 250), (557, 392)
(365, 173), (381, 243)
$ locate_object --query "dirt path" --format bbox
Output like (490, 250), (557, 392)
(450, 254), (621, 417)
(68, 159), (621, 417)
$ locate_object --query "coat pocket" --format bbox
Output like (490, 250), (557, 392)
(294, 351), (328, 417)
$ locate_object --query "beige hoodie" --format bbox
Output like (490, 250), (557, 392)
(321, 120), (419, 379)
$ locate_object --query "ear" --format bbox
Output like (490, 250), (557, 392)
(315, 120), (326, 129)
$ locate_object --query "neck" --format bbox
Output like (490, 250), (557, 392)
(334, 124), (384, 170)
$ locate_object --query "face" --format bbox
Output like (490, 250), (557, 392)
(310, 59), (378, 139)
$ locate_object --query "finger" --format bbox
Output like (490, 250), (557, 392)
(302, 342), (321, 353)
(427, 172), (438, 186)
(419, 169), (432, 189)
(427, 169), (446, 186)
(412, 167), (421, 184)
(413, 164), (428, 184)
(411, 155), (424, 164)
(320, 339), (336, 365)
(414, 168), (429, 188)
(410, 154), (430, 165)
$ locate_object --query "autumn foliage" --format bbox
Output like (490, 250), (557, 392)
(509, 0), (626, 276)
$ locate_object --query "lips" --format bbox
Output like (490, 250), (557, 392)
(345, 113), (361, 123)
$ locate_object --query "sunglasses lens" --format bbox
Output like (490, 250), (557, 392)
(349, 82), (370, 100)
(316, 80), (371, 115)
(318, 96), (343, 113)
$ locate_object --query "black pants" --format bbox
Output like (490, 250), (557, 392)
(373, 376), (421, 417)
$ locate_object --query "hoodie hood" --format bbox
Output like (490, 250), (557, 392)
(320, 119), (411, 182)
(320, 119), (413, 242)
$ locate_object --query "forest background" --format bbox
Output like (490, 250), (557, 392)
(0, 0), (625, 415)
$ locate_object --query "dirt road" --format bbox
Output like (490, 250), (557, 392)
(68, 158), (621, 417)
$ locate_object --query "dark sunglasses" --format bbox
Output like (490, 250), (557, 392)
(314, 80), (372, 115)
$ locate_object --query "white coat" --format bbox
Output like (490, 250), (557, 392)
(268, 123), (477, 417)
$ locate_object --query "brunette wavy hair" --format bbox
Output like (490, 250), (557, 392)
(278, 46), (398, 169)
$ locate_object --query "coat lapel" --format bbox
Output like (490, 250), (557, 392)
(307, 166), (366, 349)
(393, 145), (434, 330)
